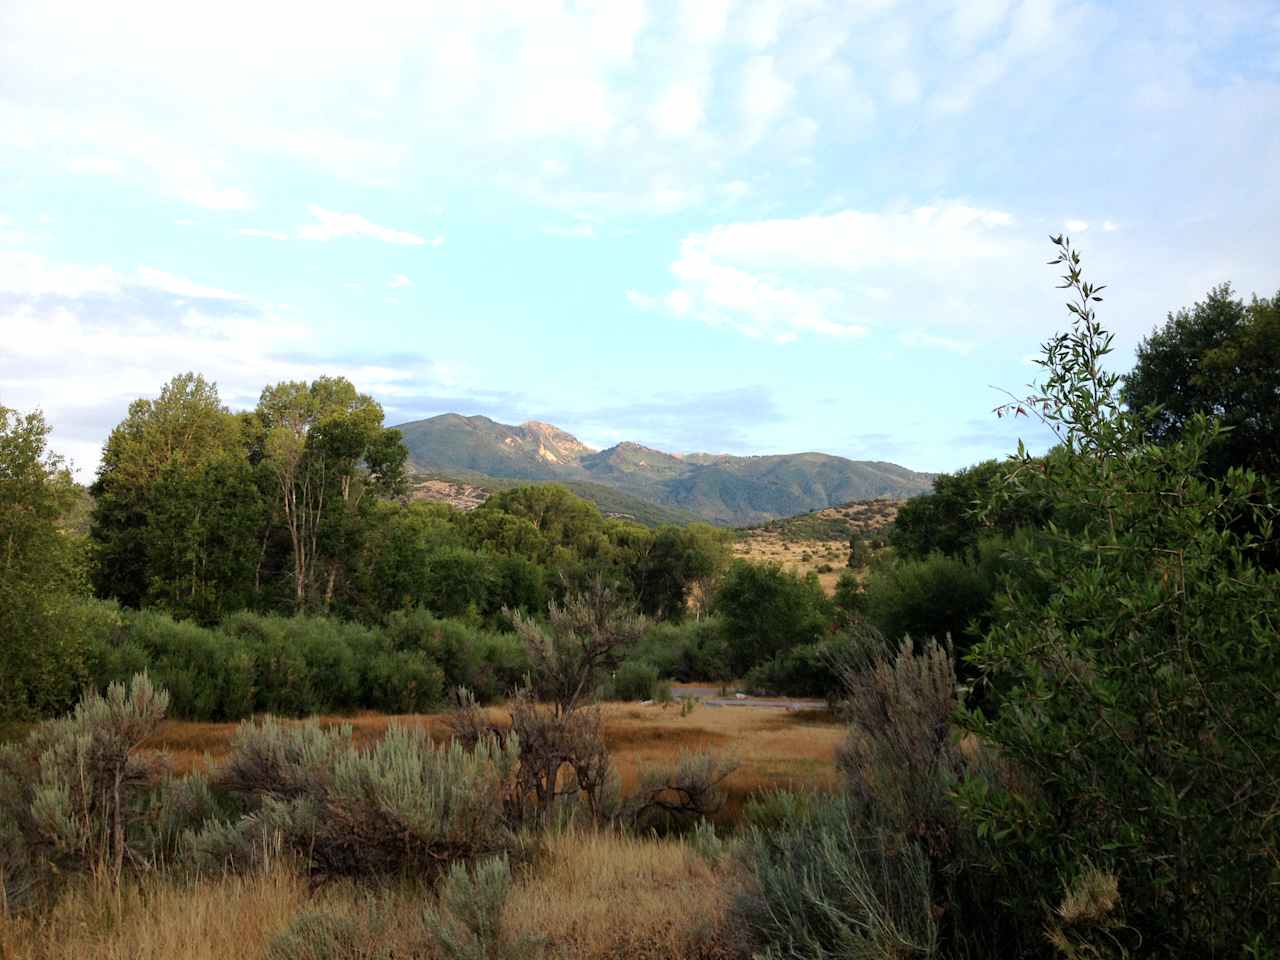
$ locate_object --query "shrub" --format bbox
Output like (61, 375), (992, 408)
(266, 911), (374, 960)
(609, 660), (658, 701)
(623, 751), (737, 833)
(123, 610), (255, 720)
(221, 612), (315, 716)
(632, 617), (731, 681)
(385, 609), (527, 702)
(365, 651), (444, 713)
(735, 793), (937, 960)
(189, 718), (520, 880)
(0, 674), (169, 905)
(424, 854), (537, 960)
(715, 561), (834, 675)
(861, 553), (990, 649)
(959, 238), (1280, 954)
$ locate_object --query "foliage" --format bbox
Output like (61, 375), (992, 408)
(630, 617), (731, 682)
(424, 855), (538, 960)
(890, 458), (1053, 561)
(735, 792), (937, 960)
(0, 405), (89, 719)
(714, 560), (834, 675)
(0, 675), (169, 905)
(860, 548), (996, 673)
(509, 577), (646, 715)
(622, 751), (738, 832)
(265, 912), (377, 960)
(608, 660), (659, 701)
(189, 718), (520, 880)
(1121, 282), (1280, 477)
(90, 374), (244, 610)
(960, 237), (1280, 955)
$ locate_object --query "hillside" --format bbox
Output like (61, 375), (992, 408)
(734, 499), (902, 593)
(406, 470), (703, 527)
(392, 413), (934, 526)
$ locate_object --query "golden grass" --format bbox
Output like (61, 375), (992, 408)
(0, 859), (307, 960)
(504, 828), (738, 960)
(142, 701), (845, 820)
(2, 703), (841, 959)
(0, 830), (742, 960)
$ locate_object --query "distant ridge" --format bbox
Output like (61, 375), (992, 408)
(392, 413), (934, 526)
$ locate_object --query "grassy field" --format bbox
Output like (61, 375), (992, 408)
(0, 701), (840, 959)
(733, 499), (900, 593)
(140, 699), (843, 822)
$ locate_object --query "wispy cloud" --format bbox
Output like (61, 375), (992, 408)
(297, 205), (426, 245)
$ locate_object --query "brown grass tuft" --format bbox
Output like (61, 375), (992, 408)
(503, 827), (738, 960)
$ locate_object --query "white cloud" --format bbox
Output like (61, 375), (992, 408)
(0, 250), (458, 480)
(238, 227), (289, 240)
(739, 55), (793, 144)
(297, 205), (426, 245)
(1102, 219), (1120, 232)
(389, 274), (413, 288)
(134, 267), (245, 301)
(633, 201), (1028, 343)
(1065, 219), (1089, 232)
(432, 235), (446, 248)
(649, 83), (706, 138)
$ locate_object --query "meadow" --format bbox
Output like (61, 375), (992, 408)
(0, 699), (841, 960)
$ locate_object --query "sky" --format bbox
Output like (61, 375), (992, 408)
(2, 0), (1278, 481)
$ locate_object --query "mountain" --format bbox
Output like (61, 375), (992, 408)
(392, 413), (935, 526)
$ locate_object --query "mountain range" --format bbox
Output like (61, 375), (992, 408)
(392, 414), (935, 527)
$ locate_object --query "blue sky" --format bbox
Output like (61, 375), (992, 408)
(2, 0), (1278, 480)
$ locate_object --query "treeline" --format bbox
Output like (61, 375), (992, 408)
(0, 373), (737, 718)
(86, 373), (728, 626)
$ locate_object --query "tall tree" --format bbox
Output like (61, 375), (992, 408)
(255, 376), (407, 609)
(1122, 284), (1280, 476)
(0, 405), (86, 717)
(90, 373), (242, 607)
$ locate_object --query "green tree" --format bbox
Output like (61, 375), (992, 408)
(1122, 283), (1280, 477)
(890, 458), (1052, 560)
(715, 560), (833, 675)
(622, 522), (731, 621)
(143, 452), (264, 623)
(255, 377), (407, 609)
(90, 373), (243, 607)
(0, 406), (88, 717)
(959, 238), (1280, 954)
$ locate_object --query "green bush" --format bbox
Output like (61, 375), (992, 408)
(221, 612), (315, 716)
(632, 617), (731, 681)
(609, 660), (658, 701)
(365, 651), (444, 713)
(124, 610), (255, 720)
(715, 562), (834, 675)
(266, 912), (372, 960)
(958, 239), (1280, 954)
(425, 854), (536, 960)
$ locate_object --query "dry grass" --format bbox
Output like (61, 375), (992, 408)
(2, 701), (838, 959)
(0, 857), (308, 960)
(0, 828), (742, 960)
(733, 500), (898, 594)
(141, 701), (844, 821)
(504, 828), (739, 960)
